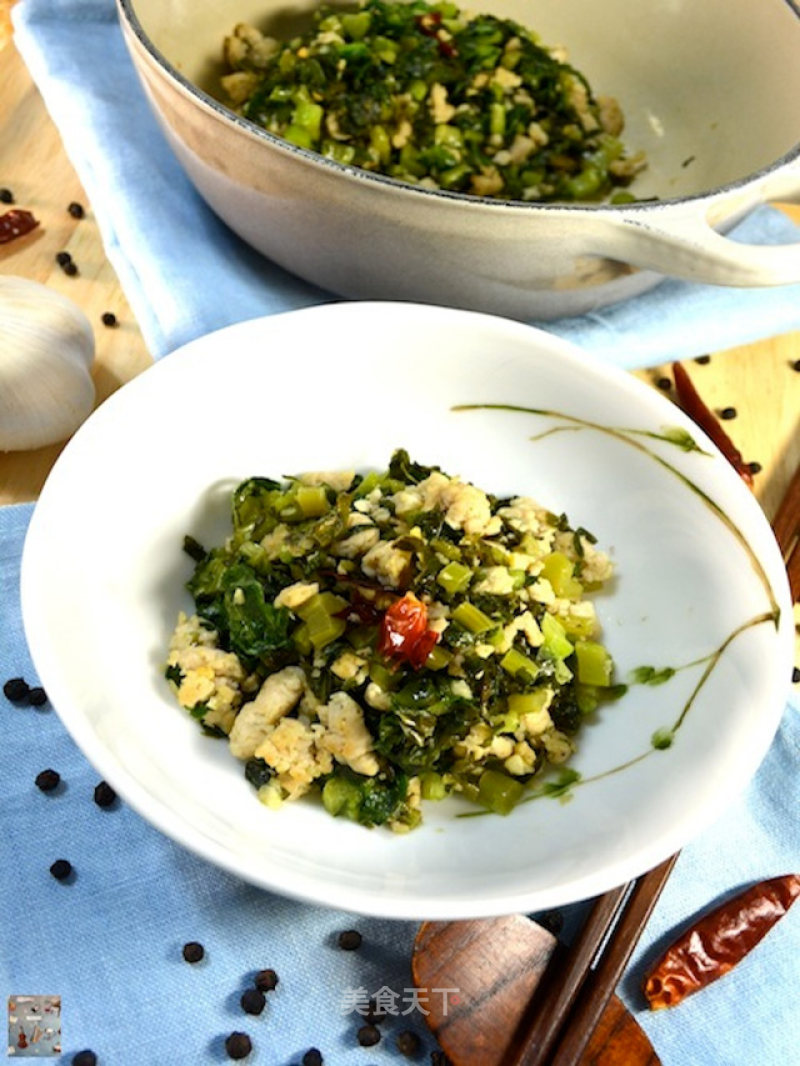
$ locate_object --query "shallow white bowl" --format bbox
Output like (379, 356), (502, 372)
(22, 302), (793, 919)
(117, 0), (800, 319)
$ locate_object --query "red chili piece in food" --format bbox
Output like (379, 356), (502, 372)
(643, 873), (800, 1010)
(671, 361), (753, 487)
(378, 592), (439, 669)
(0, 209), (39, 244)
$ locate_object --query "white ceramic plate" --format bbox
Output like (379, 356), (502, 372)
(21, 302), (793, 919)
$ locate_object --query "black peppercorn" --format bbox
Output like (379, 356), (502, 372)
(302, 1050), (323, 1066)
(748, 461), (762, 475)
(93, 781), (117, 808)
(72, 1051), (97, 1066)
(63, 261), (79, 277)
(4, 677), (30, 703)
(225, 1032), (252, 1060)
(254, 968), (278, 992)
(50, 859), (72, 881)
(357, 1024), (381, 1048)
(792, 358), (800, 372)
(240, 988), (265, 1016)
(182, 941), (204, 963)
(101, 311), (118, 328)
(28, 686), (47, 706)
(719, 406), (737, 420)
(68, 201), (85, 219)
(55, 250), (72, 266)
(694, 354), (711, 365)
(396, 1030), (422, 1057)
(655, 376), (671, 392)
(0, 187), (14, 203)
(792, 666), (800, 684)
(35, 769), (61, 792)
(338, 929), (362, 951)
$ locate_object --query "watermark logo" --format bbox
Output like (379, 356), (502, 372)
(7, 996), (61, 1058)
(341, 986), (461, 1017)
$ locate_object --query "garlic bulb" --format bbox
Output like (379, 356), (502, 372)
(0, 275), (96, 451)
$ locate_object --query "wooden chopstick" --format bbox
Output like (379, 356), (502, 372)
(508, 855), (678, 1066)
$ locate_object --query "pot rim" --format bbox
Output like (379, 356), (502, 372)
(117, 0), (800, 215)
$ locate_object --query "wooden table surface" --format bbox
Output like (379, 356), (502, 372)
(1, 2), (799, 539)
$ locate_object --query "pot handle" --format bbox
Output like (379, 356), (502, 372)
(601, 160), (800, 287)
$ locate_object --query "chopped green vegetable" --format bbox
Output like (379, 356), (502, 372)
(220, 0), (646, 203)
(165, 448), (616, 830)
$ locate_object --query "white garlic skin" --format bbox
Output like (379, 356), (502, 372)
(0, 276), (96, 451)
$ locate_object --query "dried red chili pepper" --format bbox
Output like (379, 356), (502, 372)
(671, 361), (753, 487)
(643, 873), (800, 1010)
(0, 208), (39, 244)
(378, 591), (439, 669)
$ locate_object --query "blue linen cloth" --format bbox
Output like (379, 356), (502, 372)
(11, 0), (800, 367)
(3, 2), (800, 1064)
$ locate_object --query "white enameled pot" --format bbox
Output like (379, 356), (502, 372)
(118, 0), (800, 319)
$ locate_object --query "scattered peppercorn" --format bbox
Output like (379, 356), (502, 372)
(719, 406), (737, 420)
(28, 686), (48, 706)
(93, 781), (117, 808)
(694, 354), (711, 365)
(225, 1032), (252, 1060)
(3, 677), (30, 703)
(50, 859), (72, 881)
(101, 311), (118, 328)
(63, 260), (79, 277)
(396, 1030), (422, 1057)
(357, 1024), (381, 1048)
(35, 769), (61, 792)
(792, 358), (800, 372)
(0, 187), (14, 203)
(72, 1051), (97, 1066)
(182, 941), (205, 963)
(302, 1050), (323, 1066)
(240, 988), (265, 1016)
(253, 968), (279, 992)
(655, 376), (672, 391)
(792, 666), (800, 684)
(68, 201), (85, 219)
(56, 250), (72, 266)
(748, 461), (762, 475)
(338, 929), (362, 951)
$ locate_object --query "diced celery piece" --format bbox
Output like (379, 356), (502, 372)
(425, 645), (452, 671)
(477, 769), (524, 815)
(296, 592), (348, 621)
(452, 601), (494, 634)
(340, 11), (371, 39)
(368, 661), (394, 690)
(489, 101), (506, 137)
(409, 79), (428, 102)
(575, 641), (613, 686)
(500, 648), (539, 680)
(540, 551), (583, 598)
(296, 484), (330, 518)
(305, 607), (347, 649)
(322, 141), (356, 165)
(436, 560), (472, 595)
(373, 35), (398, 62)
(370, 124), (392, 164)
(293, 98), (324, 140)
(420, 772), (447, 801)
(540, 612), (574, 660)
(434, 124), (464, 149)
(284, 123), (314, 149)
(322, 775), (361, 819)
(292, 621), (312, 656)
(507, 690), (550, 716)
(354, 470), (381, 497)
